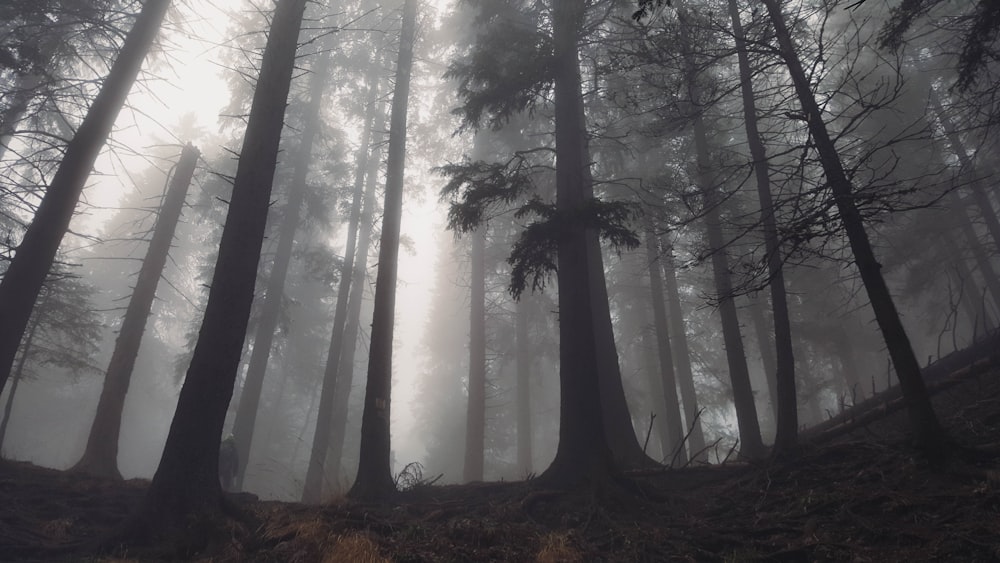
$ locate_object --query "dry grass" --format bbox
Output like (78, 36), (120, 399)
(535, 531), (582, 563)
(321, 533), (388, 563)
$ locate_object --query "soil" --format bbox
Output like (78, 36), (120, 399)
(2, 360), (1000, 561)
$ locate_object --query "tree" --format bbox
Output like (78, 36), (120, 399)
(515, 298), (533, 475)
(0, 0), (132, 162)
(464, 226), (487, 482)
(230, 50), (332, 491)
(122, 0), (308, 539)
(316, 113), (385, 494)
(538, 0), (623, 485)
(0, 0), (172, 395)
(658, 235), (707, 458)
(442, 0), (649, 485)
(0, 272), (102, 452)
(726, 0), (797, 452)
(643, 224), (686, 462)
(72, 143), (199, 480)
(302, 62), (383, 502)
(349, 0), (418, 501)
(676, 6), (766, 459)
(760, 0), (945, 458)
(878, 0), (999, 91)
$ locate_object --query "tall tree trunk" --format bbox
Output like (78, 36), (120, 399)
(644, 226), (687, 463)
(949, 191), (1000, 311)
(945, 235), (997, 333)
(729, 0), (797, 452)
(463, 228), (487, 482)
(636, 311), (668, 460)
(930, 92), (1000, 251)
(761, 0), (945, 457)
(832, 325), (864, 400)
(232, 51), (332, 492)
(579, 60), (654, 473)
(72, 143), (199, 480)
(129, 0), (306, 535)
(322, 116), (385, 493)
(0, 0), (172, 395)
(0, 305), (42, 451)
(660, 237), (707, 456)
(679, 8), (765, 459)
(515, 299), (533, 476)
(539, 0), (616, 486)
(349, 0), (418, 501)
(746, 297), (779, 420)
(301, 68), (380, 503)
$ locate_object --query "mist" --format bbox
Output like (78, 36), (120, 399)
(1, 0), (998, 559)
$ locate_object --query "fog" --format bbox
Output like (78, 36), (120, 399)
(0, 0), (996, 505)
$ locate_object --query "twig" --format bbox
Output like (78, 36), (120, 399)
(642, 412), (656, 454)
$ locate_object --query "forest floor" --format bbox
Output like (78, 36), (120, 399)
(3, 355), (1000, 561)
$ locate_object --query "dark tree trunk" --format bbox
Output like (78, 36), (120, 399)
(127, 0), (306, 536)
(349, 0), (417, 501)
(463, 228), (487, 482)
(949, 191), (1000, 311)
(301, 68), (380, 503)
(538, 0), (616, 487)
(580, 141), (653, 469)
(0, 0), (172, 395)
(729, 0), (798, 452)
(930, 92), (1000, 251)
(637, 311), (668, 460)
(322, 116), (385, 493)
(659, 238), (707, 457)
(832, 325), (864, 400)
(515, 299), (533, 476)
(588, 233), (655, 468)
(0, 305), (42, 451)
(762, 0), (945, 458)
(644, 226), (686, 463)
(679, 9), (765, 459)
(231, 51), (331, 492)
(743, 9), (798, 443)
(72, 143), (199, 480)
(945, 235), (997, 333)
(746, 297), (779, 420)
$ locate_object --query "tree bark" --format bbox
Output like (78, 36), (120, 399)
(761, 0), (945, 457)
(930, 92), (1000, 251)
(0, 0), (172, 395)
(349, 0), (418, 501)
(129, 0), (306, 535)
(515, 299), (533, 476)
(0, 304), (42, 451)
(301, 67), (380, 503)
(729, 0), (798, 453)
(72, 143), (199, 480)
(538, 0), (616, 487)
(746, 296), (779, 420)
(644, 226), (686, 463)
(463, 227), (487, 482)
(949, 191), (1000, 312)
(659, 237), (707, 457)
(944, 234), (997, 333)
(322, 115), (385, 493)
(679, 8), (765, 459)
(231, 51), (332, 492)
